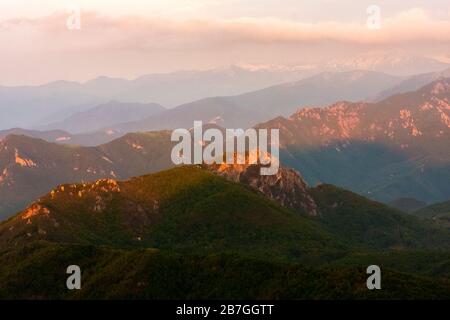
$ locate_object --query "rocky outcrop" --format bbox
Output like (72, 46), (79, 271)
(204, 162), (318, 216)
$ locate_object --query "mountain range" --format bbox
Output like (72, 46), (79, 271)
(35, 68), (450, 137)
(1, 78), (449, 219)
(0, 128), (124, 147)
(0, 65), (310, 131)
(0, 132), (174, 219)
(2, 54), (448, 133)
(414, 200), (450, 229)
(2, 165), (450, 299)
(1, 73), (450, 299)
(0, 68), (406, 133)
(375, 67), (450, 101)
(39, 101), (165, 134)
(388, 198), (428, 213)
(4, 67), (448, 142)
(257, 78), (450, 204)
(108, 70), (403, 133)
(325, 53), (449, 76)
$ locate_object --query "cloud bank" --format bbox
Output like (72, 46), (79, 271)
(0, 8), (449, 85)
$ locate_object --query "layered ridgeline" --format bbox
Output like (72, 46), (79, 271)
(2, 165), (450, 299)
(0, 68), (403, 131)
(375, 67), (450, 101)
(0, 127), (124, 147)
(414, 200), (450, 229)
(1, 79), (450, 219)
(38, 101), (165, 134)
(0, 123), (227, 220)
(206, 163), (450, 250)
(388, 197), (427, 213)
(3, 69), (446, 146)
(257, 78), (450, 204)
(107, 70), (402, 133)
(0, 65), (311, 130)
(0, 101), (165, 146)
(0, 132), (175, 219)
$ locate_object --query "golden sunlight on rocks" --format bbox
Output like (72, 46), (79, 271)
(14, 149), (37, 168)
(21, 204), (50, 220)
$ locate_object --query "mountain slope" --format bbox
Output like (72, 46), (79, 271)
(40, 101), (165, 134)
(111, 70), (402, 132)
(309, 184), (450, 249)
(2, 166), (450, 299)
(0, 127), (124, 146)
(4, 165), (449, 252)
(388, 197), (427, 213)
(414, 200), (450, 229)
(79, 65), (312, 108)
(0, 128), (70, 142)
(0, 166), (340, 259)
(0, 66), (309, 130)
(0, 132), (175, 219)
(326, 54), (449, 77)
(203, 162), (318, 216)
(3, 241), (450, 300)
(0, 81), (101, 130)
(2, 79), (449, 219)
(257, 78), (450, 203)
(204, 163), (450, 250)
(375, 67), (450, 101)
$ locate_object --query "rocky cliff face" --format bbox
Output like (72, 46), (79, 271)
(204, 162), (318, 216)
(258, 78), (450, 154)
(252, 79), (450, 204)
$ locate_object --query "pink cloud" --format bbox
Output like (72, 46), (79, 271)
(0, 8), (448, 85)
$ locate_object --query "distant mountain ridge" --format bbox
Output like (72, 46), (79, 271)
(3, 67), (447, 147)
(0, 65), (311, 130)
(0, 132), (175, 219)
(414, 200), (450, 229)
(257, 78), (450, 203)
(109, 70), (403, 133)
(375, 67), (450, 101)
(0, 128), (70, 143)
(388, 198), (427, 213)
(2, 59), (448, 132)
(39, 101), (165, 134)
(1, 79), (449, 218)
(326, 54), (449, 76)
(0, 128), (124, 147)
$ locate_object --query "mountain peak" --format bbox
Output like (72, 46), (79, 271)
(270, 78), (450, 147)
(204, 162), (318, 216)
(0, 166), (330, 253)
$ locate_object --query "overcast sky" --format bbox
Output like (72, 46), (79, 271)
(0, 0), (449, 85)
